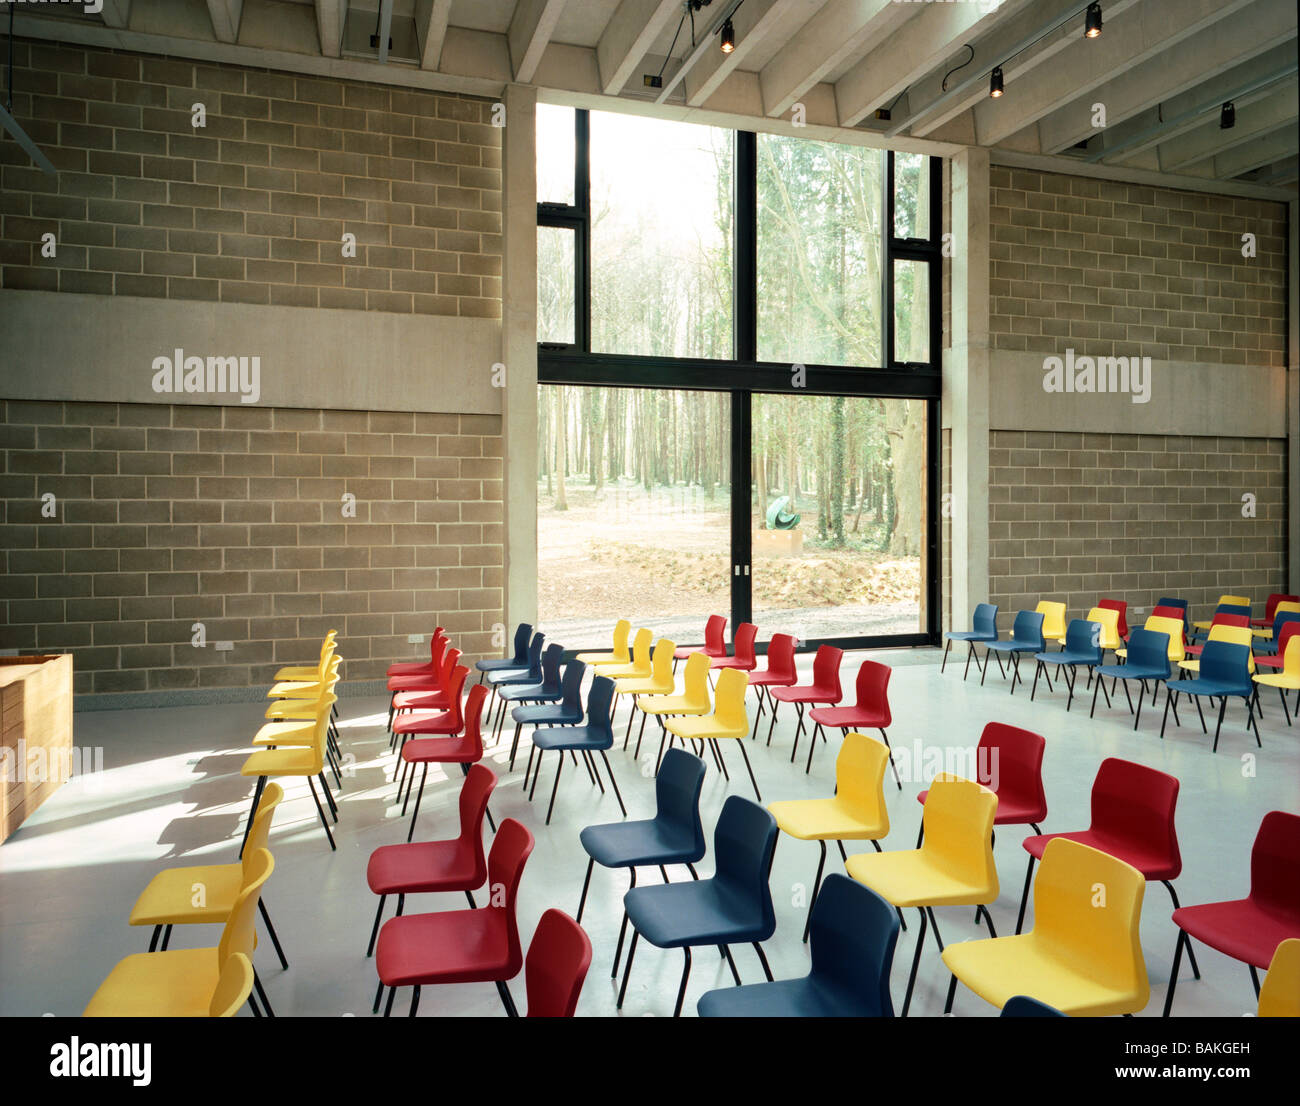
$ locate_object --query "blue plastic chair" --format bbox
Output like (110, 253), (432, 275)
(510, 658), (586, 771)
(1160, 640), (1259, 752)
(485, 630), (545, 739)
(697, 874), (900, 1017)
(982, 610), (1046, 694)
(1258, 611), (1300, 656)
(475, 622), (531, 679)
(1092, 627), (1171, 728)
(943, 603), (999, 680)
(1030, 619), (1102, 710)
(530, 675), (626, 825)
(577, 747), (707, 977)
(1156, 596), (1191, 638)
(491, 642), (564, 746)
(618, 795), (779, 1017)
(1001, 995), (1067, 1017)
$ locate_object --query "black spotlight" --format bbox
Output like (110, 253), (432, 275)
(989, 66), (1004, 98)
(1221, 101), (1235, 129)
(1085, 2), (1102, 38)
(720, 17), (735, 53)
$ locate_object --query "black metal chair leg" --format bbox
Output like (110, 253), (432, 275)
(545, 747), (565, 825)
(941, 640), (951, 673)
(1162, 930), (1188, 1016)
(306, 776), (337, 850)
(901, 907), (928, 1017)
(238, 775), (267, 859)
(753, 942), (773, 981)
(576, 858), (594, 923)
(616, 929), (639, 1008)
(1162, 881), (1200, 980)
(496, 979), (518, 1016)
(1015, 854), (1037, 934)
(736, 739), (762, 799)
(407, 764), (428, 843)
(253, 969), (275, 1017)
(612, 870), (636, 978)
(721, 945), (741, 986)
(600, 751), (627, 816)
(258, 897), (289, 970)
(803, 840), (827, 944)
(148, 925), (162, 953)
(673, 947), (693, 1017)
(943, 972), (959, 1014)
(367, 895), (386, 957)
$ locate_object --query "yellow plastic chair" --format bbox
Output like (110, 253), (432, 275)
(256, 669), (339, 739)
(615, 638), (676, 755)
(1057, 606), (1119, 652)
(267, 647), (341, 700)
(275, 631), (337, 681)
(1035, 601), (1067, 641)
(941, 837), (1148, 1017)
(1117, 615), (1185, 664)
(664, 668), (761, 800)
(640, 652), (712, 772)
(769, 733), (891, 941)
(208, 953), (257, 1017)
(1179, 624), (1256, 674)
(129, 783), (289, 969)
(1257, 938), (1300, 1017)
(598, 627), (653, 681)
(1253, 637), (1300, 725)
(240, 709), (336, 852)
(576, 619), (632, 668)
(845, 774), (998, 1016)
(1193, 595), (1252, 631)
(85, 849), (275, 1018)
(1256, 601), (1300, 639)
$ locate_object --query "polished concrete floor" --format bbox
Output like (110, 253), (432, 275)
(2, 645), (1296, 1018)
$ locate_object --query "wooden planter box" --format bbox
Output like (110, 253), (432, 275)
(1, 654), (74, 844)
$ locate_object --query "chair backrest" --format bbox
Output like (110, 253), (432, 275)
(852, 660), (892, 726)
(1033, 601), (1066, 639)
(732, 622), (758, 666)
(1200, 639), (1254, 687)
(1011, 609), (1046, 650)
(509, 622), (532, 665)
(1271, 609), (1300, 643)
(712, 668), (749, 735)
(1215, 604), (1251, 622)
(628, 627), (653, 672)
(703, 614), (727, 653)
(1156, 596), (1191, 634)
(1065, 618), (1103, 660)
(608, 619), (632, 663)
(680, 652), (712, 709)
(219, 848), (274, 966)
(1145, 615), (1186, 661)
(1249, 811), (1300, 920)
(1150, 604), (1187, 628)
(441, 666), (469, 729)
(1281, 635), (1300, 678)
(585, 676), (616, 739)
(1125, 628), (1171, 677)
(455, 763), (497, 887)
(241, 782), (285, 879)
(978, 722), (1046, 818)
(1258, 938), (1300, 1018)
(438, 647), (462, 690)
(1212, 612), (1251, 630)
(1219, 594), (1251, 609)
(807, 874), (901, 1017)
(1264, 594), (1300, 622)
(209, 952), (255, 1017)
(461, 683), (489, 758)
(558, 660), (586, 715)
(487, 819), (536, 978)
(835, 733), (890, 837)
(648, 638), (675, 684)
(1030, 838), (1148, 1006)
(525, 909), (592, 1017)
(712, 796), (778, 938)
(524, 631), (546, 679)
(918, 776), (998, 894)
(1204, 628), (1255, 673)
(1083, 607), (1120, 650)
(1276, 622), (1300, 665)
(972, 602), (998, 636)
(1000, 995), (1066, 1017)
(1089, 757), (1181, 876)
(654, 749), (707, 862)
(810, 644), (844, 696)
(422, 632), (446, 674)
(1097, 598), (1128, 638)
(539, 642), (564, 693)
(763, 633), (797, 681)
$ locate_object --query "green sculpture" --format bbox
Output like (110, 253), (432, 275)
(765, 496), (800, 530)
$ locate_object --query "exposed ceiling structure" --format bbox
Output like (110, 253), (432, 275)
(3, 0), (1296, 195)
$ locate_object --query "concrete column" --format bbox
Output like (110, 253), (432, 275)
(1288, 199), (1298, 592)
(501, 84), (539, 640)
(944, 147), (991, 627)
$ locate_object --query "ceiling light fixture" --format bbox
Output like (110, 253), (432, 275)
(720, 17), (735, 53)
(989, 66), (1004, 98)
(1220, 101), (1235, 129)
(1085, 3), (1102, 38)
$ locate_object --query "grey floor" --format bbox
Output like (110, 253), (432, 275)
(2, 644), (1295, 1018)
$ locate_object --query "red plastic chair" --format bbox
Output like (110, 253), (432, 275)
(1098, 599), (1129, 639)
(392, 664), (469, 795)
(1256, 622), (1300, 671)
(365, 761), (497, 957)
(807, 660), (896, 784)
(1163, 811), (1300, 1015)
(768, 644), (843, 758)
(1182, 615), (1250, 658)
(389, 645), (460, 696)
(711, 622), (758, 672)
(674, 615), (727, 668)
(747, 633), (797, 738)
(1254, 593), (1300, 628)
(388, 647), (462, 750)
(914, 722), (1046, 846)
(1016, 757), (1196, 978)
(387, 628), (446, 677)
(374, 817), (535, 1017)
(399, 683), (495, 841)
(525, 909), (593, 1017)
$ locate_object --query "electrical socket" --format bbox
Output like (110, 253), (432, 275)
(407, 634), (425, 644)
(1133, 607), (1145, 615)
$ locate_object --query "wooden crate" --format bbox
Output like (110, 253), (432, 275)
(1, 654), (75, 844)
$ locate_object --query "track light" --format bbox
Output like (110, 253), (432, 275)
(1220, 101), (1235, 129)
(989, 66), (1004, 98)
(720, 17), (735, 53)
(1085, 3), (1102, 38)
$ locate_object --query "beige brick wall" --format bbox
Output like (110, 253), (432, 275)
(988, 430), (1286, 628)
(988, 168), (1286, 366)
(0, 399), (503, 698)
(0, 38), (502, 317)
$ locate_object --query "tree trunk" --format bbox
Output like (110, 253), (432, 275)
(553, 388), (568, 510)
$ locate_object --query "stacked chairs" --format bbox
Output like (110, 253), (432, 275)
(386, 630), (446, 734)
(489, 642), (564, 747)
(476, 622), (531, 683)
(942, 603), (998, 679)
(529, 674), (627, 825)
(807, 659), (898, 785)
(512, 659), (585, 771)
(747, 632), (798, 736)
(389, 645), (461, 747)
(391, 663), (470, 801)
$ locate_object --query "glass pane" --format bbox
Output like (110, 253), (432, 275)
(758, 135), (884, 367)
(894, 152), (931, 240)
(589, 112), (733, 358)
(537, 225), (575, 345)
(751, 394), (926, 639)
(893, 258), (930, 363)
(537, 385), (732, 647)
(536, 103), (575, 205)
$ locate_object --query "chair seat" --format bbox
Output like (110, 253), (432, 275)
(580, 820), (703, 869)
(748, 672), (796, 688)
(400, 734), (479, 764)
(616, 677), (674, 695)
(946, 631), (997, 643)
(986, 641), (1038, 654)
(664, 716), (747, 742)
(845, 850), (995, 908)
(1254, 655), (1285, 670)
(575, 651), (621, 665)
(511, 703), (582, 725)
(1094, 663), (1166, 682)
(367, 841), (480, 896)
(1022, 830), (1178, 881)
(83, 948), (218, 1017)
(476, 657), (522, 672)
(130, 864), (242, 927)
(268, 679), (322, 697)
(807, 706), (887, 729)
(388, 661), (435, 677)
(1034, 650), (1095, 666)
(375, 909), (510, 987)
(264, 699), (322, 721)
(1254, 672), (1300, 690)
(710, 657), (755, 670)
(388, 673), (441, 692)
(277, 665), (323, 680)
(941, 934), (1146, 1017)
(597, 664), (651, 681)
(624, 880), (771, 948)
(241, 746), (320, 777)
(485, 667), (531, 686)
(1173, 901), (1300, 969)
(251, 718), (317, 747)
(698, 976), (878, 1018)
(393, 689), (451, 709)
(768, 798), (886, 841)
(637, 695), (708, 716)
(532, 724), (612, 752)
(771, 686), (837, 704)
(497, 683), (560, 703)
(674, 646), (725, 660)
(392, 711), (459, 736)
(917, 789), (1044, 827)
(1170, 674), (1253, 697)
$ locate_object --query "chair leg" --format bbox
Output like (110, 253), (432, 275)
(1008, 653), (1022, 695)
(901, 907), (928, 1017)
(1161, 930), (1188, 1016)
(366, 895), (386, 957)
(673, 947), (693, 1017)
(1015, 854), (1037, 934)
(612, 870), (636, 978)
(635, 711), (649, 756)
(408, 985), (421, 1017)
(943, 972), (959, 1014)
(306, 776), (337, 851)
(712, 740), (731, 781)
(1090, 670), (1102, 717)
(1161, 881), (1200, 981)
(407, 764), (428, 843)
(576, 858), (594, 923)
(258, 897), (290, 970)
(545, 747), (565, 826)
(159, 924), (172, 951)
(735, 739), (761, 800)
(880, 729), (901, 790)
(616, 929), (639, 1009)
(1250, 964), (1261, 998)
(941, 640), (951, 673)
(766, 699), (781, 745)
(1211, 694), (1227, 753)
(496, 979), (519, 1017)
(721, 945), (741, 986)
(253, 969), (275, 1017)
(600, 751), (627, 817)
(976, 904), (997, 938)
(753, 942), (774, 982)
(238, 775), (267, 859)
(528, 749), (545, 801)
(1030, 660), (1042, 701)
(803, 841), (828, 944)
(963, 642), (977, 681)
